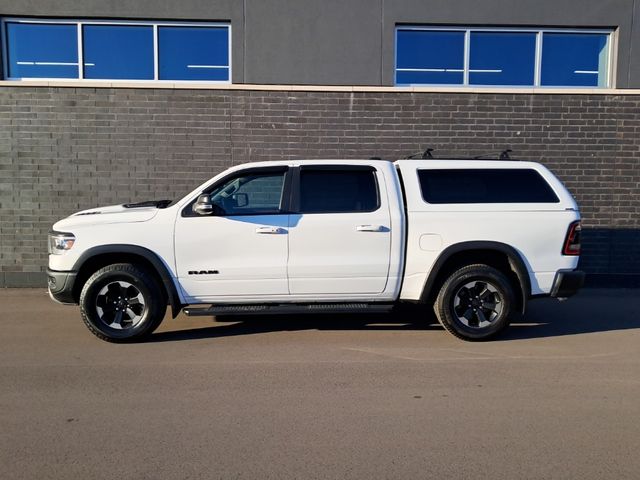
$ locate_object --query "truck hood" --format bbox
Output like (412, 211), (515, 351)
(52, 200), (170, 231)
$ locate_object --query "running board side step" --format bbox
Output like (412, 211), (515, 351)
(183, 303), (395, 317)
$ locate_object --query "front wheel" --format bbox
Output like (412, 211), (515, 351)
(434, 264), (515, 341)
(79, 263), (166, 343)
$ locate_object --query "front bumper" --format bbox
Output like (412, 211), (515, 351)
(46, 268), (77, 304)
(550, 269), (585, 298)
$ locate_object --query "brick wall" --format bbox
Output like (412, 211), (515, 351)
(0, 87), (639, 286)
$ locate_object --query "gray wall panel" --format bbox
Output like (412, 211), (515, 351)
(0, 0), (638, 86)
(0, 0), (237, 19)
(627, 1), (640, 86)
(244, 0), (382, 85)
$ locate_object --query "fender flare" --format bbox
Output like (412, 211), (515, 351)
(73, 244), (183, 318)
(421, 241), (532, 313)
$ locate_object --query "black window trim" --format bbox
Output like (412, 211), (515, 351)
(416, 167), (561, 205)
(181, 166), (292, 218)
(290, 165), (382, 215)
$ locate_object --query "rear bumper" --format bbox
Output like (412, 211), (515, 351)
(550, 269), (585, 298)
(46, 268), (77, 304)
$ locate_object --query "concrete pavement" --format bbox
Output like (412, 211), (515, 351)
(1, 288), (639, 479)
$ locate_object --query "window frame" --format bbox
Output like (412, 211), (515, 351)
(182, 167), (292, 218)
(416, 168), (561, 205)
(1, 17), (232, 83)
(291, 165), (382, 215)
(395, 25), (615, 88)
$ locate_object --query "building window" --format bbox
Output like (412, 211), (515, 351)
(396, 27), (613, 88)
(5, 22), (78, 79)
(158, 26), (230, 81)
(2, 18), (231, 82)
(83, 25), (154, 80)
(541, 33), (609, 87)
(469, 32), (537, 86)
(396, 30), (465, 85)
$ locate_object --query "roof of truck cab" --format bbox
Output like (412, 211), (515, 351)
(231, 159), (394, 169)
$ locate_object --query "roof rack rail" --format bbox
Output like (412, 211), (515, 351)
(473, 149), (513, 160)
(404, 148), (516, 161)
(405, 148), (434, 159)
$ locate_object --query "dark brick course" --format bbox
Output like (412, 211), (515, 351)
(1, 87), (639, 286)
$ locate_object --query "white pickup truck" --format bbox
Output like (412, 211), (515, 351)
(47, 158), (584, 342)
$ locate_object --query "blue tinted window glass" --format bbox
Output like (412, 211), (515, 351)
(396, 30), (464, 85)
(469, 32), (536, 86)
(541, 33), (609, 87)
(158, 26), (229, 81)
(83, 25), (153, 80)
(6, 22), (78, 79)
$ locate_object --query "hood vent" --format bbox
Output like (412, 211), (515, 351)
(123, 199), (172, 209)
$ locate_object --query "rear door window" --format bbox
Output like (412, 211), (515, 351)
(418, 168), (559, 204)
(299, 167), (380, 213)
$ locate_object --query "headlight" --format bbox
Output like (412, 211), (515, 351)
(48, 232), (75, 254)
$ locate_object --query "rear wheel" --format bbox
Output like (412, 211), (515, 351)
(434, 264), (515, 341)
(79, 263), (166, 343)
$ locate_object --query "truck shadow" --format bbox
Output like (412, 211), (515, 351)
(150, 311), (439, 343)
(498, 289), (639, 341)
(149, 289), (639, 343)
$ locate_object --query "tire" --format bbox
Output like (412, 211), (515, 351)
(79, 263), (167, 343)
(434, 264), (515, 341)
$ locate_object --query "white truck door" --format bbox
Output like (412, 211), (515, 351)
(287, 165), (392, 295)
(174, 167), (290, 301)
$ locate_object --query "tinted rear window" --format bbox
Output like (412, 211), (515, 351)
(299, 168), (379, 213)
(418, 169), (559, 204)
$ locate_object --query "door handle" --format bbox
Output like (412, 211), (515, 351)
(356, 224), (386, 232)
(255, 226), (286, 234)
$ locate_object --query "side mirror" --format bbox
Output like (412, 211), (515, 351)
(194, 194), (224, 216)
(194, 194), (213, 215)
(231, 193), (249, 208)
